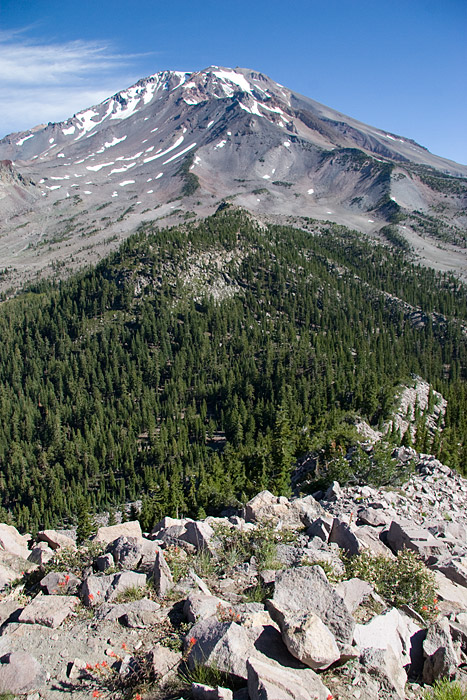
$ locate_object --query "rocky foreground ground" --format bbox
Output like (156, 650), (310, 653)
(0, 449), (465, 699)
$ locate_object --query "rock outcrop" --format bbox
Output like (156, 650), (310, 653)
(0, 452), (463, 698)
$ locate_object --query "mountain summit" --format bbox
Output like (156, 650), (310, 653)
(1, 66), (466, 291)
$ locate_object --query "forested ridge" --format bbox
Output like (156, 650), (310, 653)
(0, 207), (465, 533)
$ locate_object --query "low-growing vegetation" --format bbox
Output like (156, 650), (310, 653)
(423, 679), (467, 700)
(344, 548), (438, 619)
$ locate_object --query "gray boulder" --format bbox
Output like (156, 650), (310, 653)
(151, 515), (189, 538)
(335, 577), (374, 613)
(94, 520), (142, 544)
(353, 607), (421, 668)
(107, 535), (142, 569)
(0, 523), (30, 559)
(429, 555), (467, 588)
(183, 592), (226, 623)
(423, 616), (461, 684)
(40, 571), (81, 595)
(18, 594), (79, 628)
(28, 544), (55, 565)
(147, 642), (181, 682)
(358, 507), (390, 527)
(246, 655), (331, 700)
(433, 570), (467, 612)
(0, 652), (46, 694)
(387, 520), (447, 560)
(179, 520), (217, 554)
(360, 646), (407, 699)
(192, 683), (233, 700)
(81, 570), (147, 606)
(120, 598), (161, 627)
(153, 548), (173, 596)
(267, 599), (340, 670)
(244, 491), (302, 529)
(272, 565), (355, 649)
(185, 619), (252, 679)
(95, 552), (114, 571)
(323, 480), (343, 501)
(329, 518), (361, 556)
(306, 516), (333, 542)
(36, 529), (76, 551)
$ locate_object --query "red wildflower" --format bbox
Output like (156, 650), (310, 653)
(101, 661), (108, 668)
(65, 574), (70, 582)
(121, 642), (127, 650)
(327, 695), (334, 700)
(92, 692), (101, 698)
(85, 663), (93, 670)
(189, 636), (197, 646)
(88, 593), (94, 601)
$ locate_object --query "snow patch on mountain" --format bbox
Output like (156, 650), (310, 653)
(163, 142), (196, 164)
(213, 69), (252, 94)
(143, 135), (184, 163)
(16, 134), (34, 146)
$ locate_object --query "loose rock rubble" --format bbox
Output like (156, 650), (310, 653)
(0, 451), (464, 699)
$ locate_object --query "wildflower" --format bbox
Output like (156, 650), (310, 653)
(85, 663), (93, 670)
(108, 650), (117, 658)
(134, 695), (142, 700)
(88, 593), (94, 601)
(65, 574), (70, 583)
(101, 661), (108, 668)
(422, 605), (428, 611)
(121, 642), (127, 650)
(92, 692), (101, 698)
(433, 598), (438, 604)
(189, 636), (197, 646)
(95, 662), (100, 669)
(327, 695), (334, 700)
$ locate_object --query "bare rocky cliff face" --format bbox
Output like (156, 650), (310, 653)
(0, 66), (466, 293)
(0, 448), (465, 699)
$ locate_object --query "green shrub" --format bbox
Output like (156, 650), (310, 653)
(344, 548), (438, 619)
(114, 584), (149, 603)
(44, 541), (105, 576)
(213, 522), (294, 573)
(423, 679), (467, 700)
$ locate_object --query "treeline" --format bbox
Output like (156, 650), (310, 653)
(0, 208), (465, 532)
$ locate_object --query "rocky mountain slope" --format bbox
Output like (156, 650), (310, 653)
(0, 449), (465, 700)
(1, 66), (466, 294)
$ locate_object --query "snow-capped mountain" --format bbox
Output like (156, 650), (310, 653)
(1, 66), (466, 292)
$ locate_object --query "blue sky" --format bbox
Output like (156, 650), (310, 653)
(1, 0), (466, 164)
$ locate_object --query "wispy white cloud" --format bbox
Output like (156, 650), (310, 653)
(0, 30), (151, 137)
